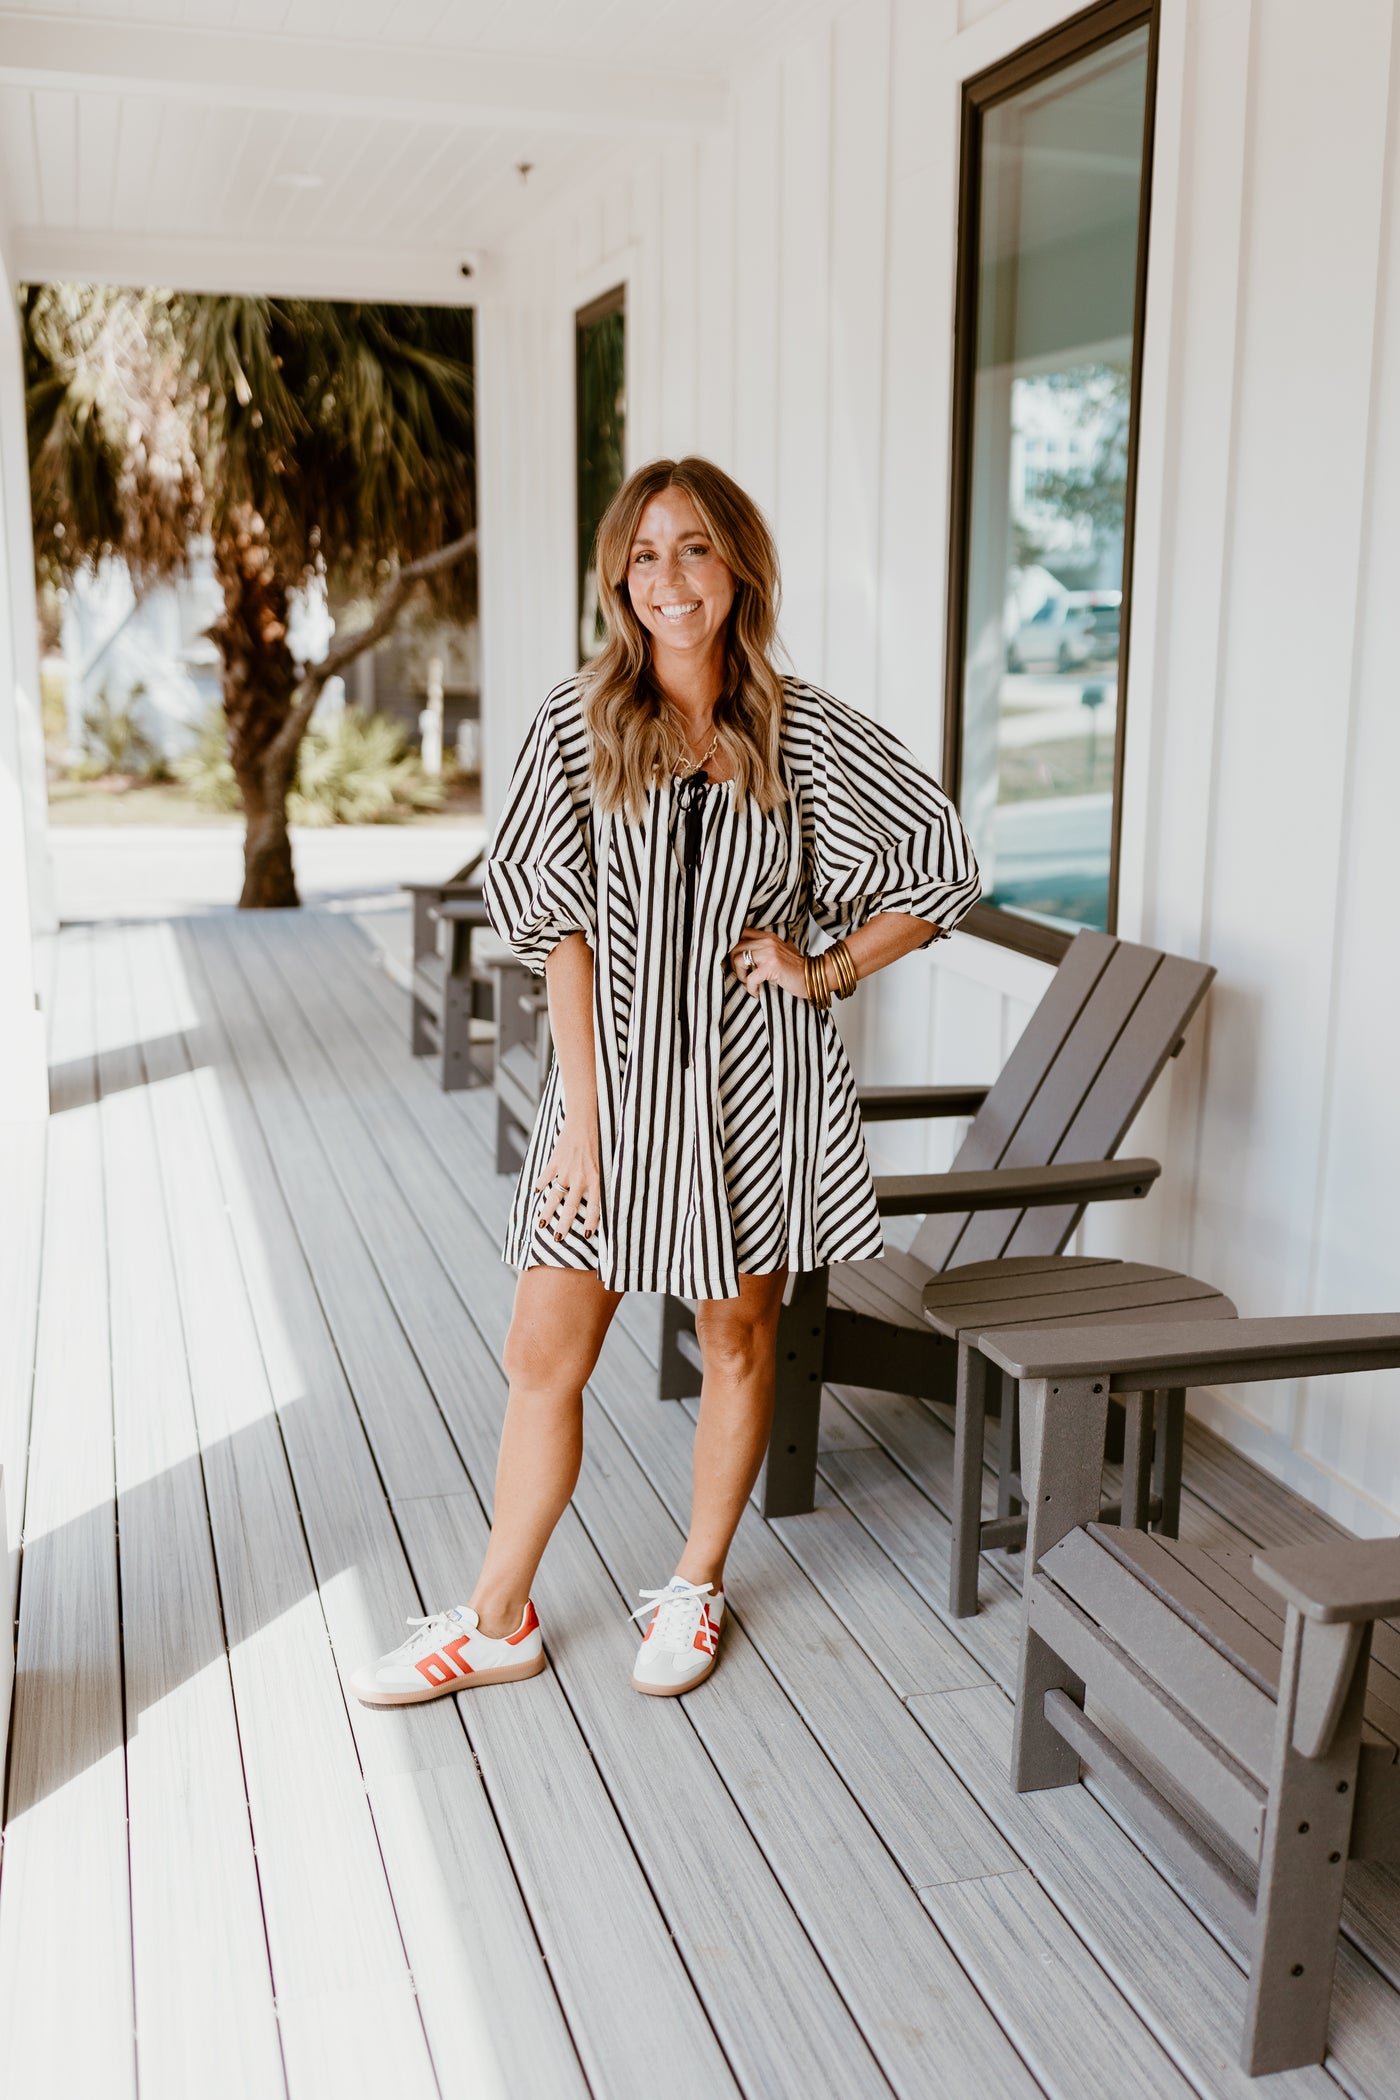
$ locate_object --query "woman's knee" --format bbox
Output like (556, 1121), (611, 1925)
(503, 1265), (618, 1390)
(694, 1306), (778, 1379)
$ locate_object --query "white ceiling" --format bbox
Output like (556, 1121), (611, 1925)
(0, 1), (819, 299)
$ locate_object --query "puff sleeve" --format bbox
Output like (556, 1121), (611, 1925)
(482, 690), (597, 975)
(796, 684), (981, 948)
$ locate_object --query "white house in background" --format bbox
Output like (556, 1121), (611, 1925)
(0, 0), (1397, 1536)
(59, 548), (224, 766)
(58, 547), (345, 767)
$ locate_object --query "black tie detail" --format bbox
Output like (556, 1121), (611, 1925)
(674, 773), (709, 1069)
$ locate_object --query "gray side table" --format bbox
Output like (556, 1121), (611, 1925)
(921, 1255), (1236, 1616)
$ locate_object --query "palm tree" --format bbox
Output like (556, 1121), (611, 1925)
(24, 285), (476, 906)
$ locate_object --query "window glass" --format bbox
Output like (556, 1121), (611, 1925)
(954, 24), (1151, 936)
(575, 289), (626, 665)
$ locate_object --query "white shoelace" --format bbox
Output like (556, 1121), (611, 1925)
(631, 1579), (713, 1650)
(401, 1609), (465, 1654)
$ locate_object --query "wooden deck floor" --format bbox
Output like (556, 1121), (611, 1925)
(4, 909), (1400, 2100)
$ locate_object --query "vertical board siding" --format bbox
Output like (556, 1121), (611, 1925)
(695, 125), (737, 462)
(822, 0), (893, 711)
(475, 0), (1400, 1529)
(1304, 1), (1400, 1507)
(1190, 0), (1396, 1424)
(775, 28), (834, 682)
(731, 63), (784, 517)
(658, 139), (700, 447)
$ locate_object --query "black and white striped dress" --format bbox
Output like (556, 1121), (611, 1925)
(482, 675), (980, 1299)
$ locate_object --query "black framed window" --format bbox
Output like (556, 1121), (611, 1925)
(944, 0), (1159, 959)
(575, 285), (627, 666)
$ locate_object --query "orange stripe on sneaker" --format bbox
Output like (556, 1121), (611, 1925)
(442, 1636), (474, 1675)
(414, 1653), (458, 1688)
(506, 1601), (539, 1646)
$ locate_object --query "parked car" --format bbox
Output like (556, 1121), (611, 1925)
(1006, 589), (1121, 673)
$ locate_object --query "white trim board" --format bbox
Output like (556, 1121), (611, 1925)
(8, 227), (484, 307)
(0, 15), (728, 134)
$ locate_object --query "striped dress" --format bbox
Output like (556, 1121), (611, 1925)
(481, 674), (981, 1299)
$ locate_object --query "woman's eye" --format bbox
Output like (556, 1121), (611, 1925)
(683, 544), (708, 557)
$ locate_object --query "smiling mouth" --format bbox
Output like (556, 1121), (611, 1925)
(657, 601), (702, 621)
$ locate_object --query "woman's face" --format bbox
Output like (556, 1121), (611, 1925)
(625, 488), (736, 666)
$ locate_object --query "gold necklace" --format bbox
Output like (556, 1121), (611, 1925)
(672, 725), (720, 780)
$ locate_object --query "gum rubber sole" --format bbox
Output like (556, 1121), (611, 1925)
(631, 1652), (718, 1698)
(353, 1650), (548, 1707)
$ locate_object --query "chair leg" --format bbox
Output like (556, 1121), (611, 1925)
(495, 1098), (519, 1176)
(411, 893), (435, 1055)
(950, 1343), (992, 1618)
(996, 1370), (1021, 1520)
(658, 1295), (700, 1400)
(1152, 1387), (1185, 1536)
(441, 981), (474, 1090)
(758, 1266), (829, 1519)
(1242, 1612), (1369, 2074)
(1012, 1375), (1109, 1793)
(1121, 1391), (1154, 1529)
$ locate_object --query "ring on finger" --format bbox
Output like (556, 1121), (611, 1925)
(742, 946), (754, 971)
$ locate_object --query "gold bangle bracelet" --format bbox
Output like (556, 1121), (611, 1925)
(804, 951), (830, 1010)
(830, 939), (858, 999)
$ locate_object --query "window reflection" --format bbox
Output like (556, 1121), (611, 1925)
(956, 27), (1151, 935)
(576, 288), (627, 666)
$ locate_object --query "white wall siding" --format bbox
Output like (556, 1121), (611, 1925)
(477, 0), (1400, 1530)
(0, 236), (51, 1118)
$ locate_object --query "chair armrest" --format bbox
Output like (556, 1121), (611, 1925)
(873, 1156), (1160, 1218)
(1253, 1539), (1400, 1625)
(979, 1312), (1400, 1388)
(431, 898), (492, 924)
(858, 1084), (991, 1122)
(403, 849), (486, 899)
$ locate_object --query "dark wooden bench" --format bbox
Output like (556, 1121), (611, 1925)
(406, 851), (495, 1090)
(981, 1314), (1400, 2076)
(657, 929), (1215, 1520)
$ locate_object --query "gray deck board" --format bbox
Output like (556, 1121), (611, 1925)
(99, 924), (287, 2100)
(137, 924), (443, 2100)
(251, 907), (1035, 2098)
(9, 907), (1400, 2100)
(913, 1687), (1342, 2100)
(192, 917), (737, 2100)
(925, 1869), (1199, 2100)
(0, 928), (135, 2098)
(149, 921), (581, 2100)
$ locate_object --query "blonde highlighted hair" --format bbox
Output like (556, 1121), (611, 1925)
(579, 456), (789, 820)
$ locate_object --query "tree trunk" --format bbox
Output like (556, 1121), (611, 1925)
(211, 509), (302, 908)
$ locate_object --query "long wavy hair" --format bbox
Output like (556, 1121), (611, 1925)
(580, 456), (789, 820)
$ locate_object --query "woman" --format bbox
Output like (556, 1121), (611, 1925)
(353, 457), (979, 1708)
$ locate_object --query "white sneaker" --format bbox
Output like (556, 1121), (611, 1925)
(351, 1601), (545, 1706)
(630, 1577), (725, 1697)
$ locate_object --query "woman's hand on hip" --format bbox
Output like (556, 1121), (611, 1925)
(533, 1108), (602, 1240)
(730, 926), (810, 1004)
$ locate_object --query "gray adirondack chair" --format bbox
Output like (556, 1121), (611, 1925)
(406, 849), (492, 1089)
(657, 930), (1215, 1521)
(984, 1313), (1400, 2077)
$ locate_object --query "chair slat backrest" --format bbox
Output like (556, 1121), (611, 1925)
(910, 933), (1214, 1273)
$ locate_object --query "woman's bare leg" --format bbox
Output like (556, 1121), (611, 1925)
(469, 1264), (622, 1636)
(676, 1268), (788, 1591)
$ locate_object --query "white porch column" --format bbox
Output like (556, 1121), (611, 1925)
(0, 240), (52, 1123)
